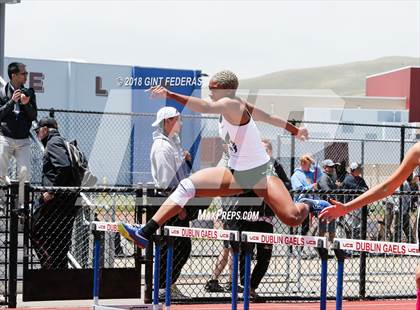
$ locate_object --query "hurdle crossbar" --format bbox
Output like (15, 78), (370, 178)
(165, 225), (240, 241)
(241, 231), (328, 310)
(333, 237), (420, 310)
(163, 225), (240, 310)
(334, 238), (420, 256)
(241, 231), (327, 248)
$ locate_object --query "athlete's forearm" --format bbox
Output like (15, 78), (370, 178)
(344, 146), (419, 212)
(264, 114), (299, 135)
(247, 103), (299, 135)
(344, 182), (396, 212)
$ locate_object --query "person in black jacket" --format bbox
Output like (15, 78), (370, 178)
(341, 162), (369, 239)
(30, 117), (79, 269)
(0, 62), (37, 203)
(239, 139), (291, 300)
(316, 159), (340, 242)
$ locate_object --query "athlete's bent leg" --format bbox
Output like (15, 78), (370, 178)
(119, 167), (243, 248)
(252, 176), (309, 226)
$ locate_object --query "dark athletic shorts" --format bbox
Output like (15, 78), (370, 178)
(230, 161), (276, 193)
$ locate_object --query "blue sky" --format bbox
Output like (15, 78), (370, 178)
(5, 0), (420, 78)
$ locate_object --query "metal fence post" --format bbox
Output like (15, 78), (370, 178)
(22, 182), (30, 276)
(290, 120), (297, 177)
(143, 185), (153, 304)
(276, 134), (281, 159)
(289, 120), (296, 237)
(400, 125), (406, 164)
(397, 126), (406, 242)
(361, 140), (365, 167)
(359, 205), (367, 298)
(358, 140), (367, 298)
(8, 181), (19, 308)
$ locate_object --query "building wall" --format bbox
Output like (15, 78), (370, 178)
(2, 57), (202, 185)
(366, 67), (420, 122)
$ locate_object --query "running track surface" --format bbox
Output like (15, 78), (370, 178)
(10, 300), (417, 310)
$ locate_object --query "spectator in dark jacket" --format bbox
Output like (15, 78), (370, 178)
(342, 162), (369, 239)
(30, 117), (79, 269)
(239, 139), (290, 299)
(0, 62), (37, 204)
(317, 159), (340, 242)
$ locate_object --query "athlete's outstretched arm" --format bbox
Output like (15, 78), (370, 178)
(245, 101), (308, 141)
(320, 142), (420, 221)
(149, 85), (229, 114)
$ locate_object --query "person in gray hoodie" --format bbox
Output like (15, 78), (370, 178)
(150, 106), (191, 189)
(150, 106), (193, 300)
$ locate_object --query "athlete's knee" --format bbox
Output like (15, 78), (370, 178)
(284, 204), (308, 226)
(168, 178), (196, 207)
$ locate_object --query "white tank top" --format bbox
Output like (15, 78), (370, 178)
(218, 111), (269, 171)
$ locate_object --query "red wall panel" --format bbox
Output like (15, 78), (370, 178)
(366, 67), (420, 122)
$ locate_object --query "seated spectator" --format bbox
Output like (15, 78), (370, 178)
(291, 154), (322, 240)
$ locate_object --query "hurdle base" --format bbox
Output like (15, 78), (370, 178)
(93, 304), (163, 310)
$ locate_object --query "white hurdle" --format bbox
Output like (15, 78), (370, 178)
(163, 226), (240, 310)
(241, 231), (328, 310)
(91, 221), (162, 310)
(334, 238), (420, 256)
(333, 238), (420, 310)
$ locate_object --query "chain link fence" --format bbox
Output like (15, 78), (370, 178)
(25, 186), (142, 271)
(143, 189), (420, 302)
(29, 109), (419, 187)
(1, 108), (418, 303)
(0, 184), (413, 303)
(0, 182), (19, 308)
(0, 184), (10, 306)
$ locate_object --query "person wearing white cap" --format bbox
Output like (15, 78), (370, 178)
(150, 106), (189, 189)
(151, 106), (180, 128)
(150, 106), (194, 300)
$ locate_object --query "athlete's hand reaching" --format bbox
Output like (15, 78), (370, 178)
(296, 127), (309, 141)
(319, 199), (349, 222)
(148, 85), (170, 99)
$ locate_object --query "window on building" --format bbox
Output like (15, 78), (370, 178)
(378, 111), (394, 122)
(378, 111), (402, 123)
